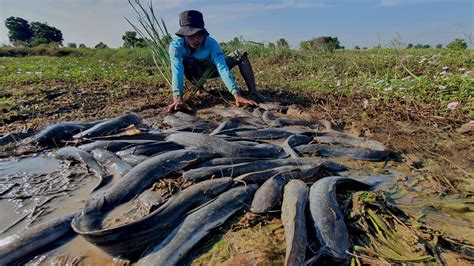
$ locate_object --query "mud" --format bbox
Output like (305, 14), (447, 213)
(0, 155), (99, 239)
(0, 155), (61, 177)
(26, 236), (118, 265)
(0, 102), (472, 265)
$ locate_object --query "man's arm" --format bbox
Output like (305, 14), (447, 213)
(169, 40), (184, 97)
(209, 39), (239, 95)
(167, 40), (193, 112)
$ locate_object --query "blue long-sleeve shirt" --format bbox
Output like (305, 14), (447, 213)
(169, 36), (239, 97)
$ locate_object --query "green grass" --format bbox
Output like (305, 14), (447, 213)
(0, 53), (157, 86)
(1, 47), (472, 115)
(250, 48), (473, 115)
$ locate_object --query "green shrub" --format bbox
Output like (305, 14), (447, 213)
(447, 38), (468, 50)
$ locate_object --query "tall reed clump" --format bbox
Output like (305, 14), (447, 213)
(126, 0), (172, 88)
(126, 0), (214, 98)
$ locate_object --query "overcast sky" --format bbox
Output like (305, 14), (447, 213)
(1, 0), (473, 48)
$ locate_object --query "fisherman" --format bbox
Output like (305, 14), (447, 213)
(167, 10), (258, 113)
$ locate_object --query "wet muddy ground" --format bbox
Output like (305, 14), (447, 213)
(0, 156), (95, 238)
(1, 47), (473, 265)
(1, 100), (473, 265)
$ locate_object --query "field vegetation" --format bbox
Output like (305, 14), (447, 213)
(2, 1), (473, 263)
(1, 43), (472, 116)
(0, 40), (473, 264)
(1, 41), (472, 166)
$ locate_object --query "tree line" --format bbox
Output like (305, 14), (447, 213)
(5, 17), (63, 46)
(3, 16), (469, 51)
(404, 40), (467, 50)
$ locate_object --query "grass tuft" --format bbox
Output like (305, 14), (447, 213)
(126, 0), (172, 88)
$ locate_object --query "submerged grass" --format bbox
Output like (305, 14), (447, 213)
(191, 221), (285, 265)
(350, 191), (436, 264)
(349, 190), (474, 264)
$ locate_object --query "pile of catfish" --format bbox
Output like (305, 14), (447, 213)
(0, 106), (396, 265)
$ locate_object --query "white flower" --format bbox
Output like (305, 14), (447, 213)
(336, 80), (341, 87)
(363, 99), (369, 109)
(463, 71), (473, 77)
(447, 101), (459, 111)
(438, 85), (446, 90)
(384, 86), (393, 91)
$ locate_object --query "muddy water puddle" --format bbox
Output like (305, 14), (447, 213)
(1, 107), (473, 264)
(1, 154), (159, 264)
(102, 200), (144, 229)
(0, 154), (117, 263)
(27, 235), (122, 265)
(0, 154), (62, 177)
(0, 155), (98, 238)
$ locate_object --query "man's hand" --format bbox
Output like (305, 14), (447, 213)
(166, 96), (193, 113)
(233, 93), (257, 107)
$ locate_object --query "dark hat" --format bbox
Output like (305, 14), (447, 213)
(176, 10), (209, 37)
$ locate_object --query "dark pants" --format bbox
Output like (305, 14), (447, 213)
(183, 50), (246, 83)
